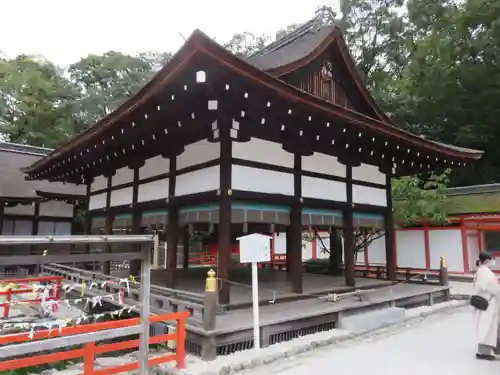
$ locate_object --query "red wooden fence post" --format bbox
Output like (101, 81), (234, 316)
(84, 341), (96, 374)
(175, 317), (187, 369)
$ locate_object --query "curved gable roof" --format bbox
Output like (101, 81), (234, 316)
(247, 19), (391, 123)
(23, 27), (482, 177)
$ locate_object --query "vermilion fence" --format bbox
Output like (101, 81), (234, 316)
(0, 311), (190, 374)
(0, 276), (63, 317)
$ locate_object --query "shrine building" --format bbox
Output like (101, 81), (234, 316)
(23, 16), (482, 304)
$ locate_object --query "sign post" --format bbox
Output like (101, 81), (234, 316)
(237, 233), (272, 350)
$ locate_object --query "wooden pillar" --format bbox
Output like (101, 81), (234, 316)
(460, 218), (470, 273)
(0, 199), (4, 235)
(385, 173), (396, 281)
(166, 205), (179, 287)
(83, 181), (92, 254)
(32, 202), (40, 236)
(285, 152), (303, 293)
(165, 155), (178, 288)
(29, 201), (40, 254)
(218, 117), (232, 306)
(102, 175), (113, 275)
(329, 229), (343, 275)
(182, 226), (190, 269)
(343, 165), (355, 287)
(288, 205), (302, 293)
(129, 166), (141, 277)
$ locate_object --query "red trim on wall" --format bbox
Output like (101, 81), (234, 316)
(364, 243), (369, 265)
(312, 237), (317, 259)
(423, 223), (431, 269)
(460, 218), (470, 273)
(478, 230), (483, 252)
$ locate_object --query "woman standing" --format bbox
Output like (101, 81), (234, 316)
(474, 252), (500, 360)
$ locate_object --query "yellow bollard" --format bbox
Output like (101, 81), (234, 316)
(440, 256), (447, 269)
(205, 269), (217, 292)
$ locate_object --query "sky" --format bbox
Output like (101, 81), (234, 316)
(1, 0), (339, 67)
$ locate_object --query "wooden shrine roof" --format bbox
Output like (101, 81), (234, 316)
(22, 17), (483, 183)
(0, 142), (83, 202)
(246, 19), (335, 71)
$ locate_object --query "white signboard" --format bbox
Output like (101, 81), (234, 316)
(237, 233), (272, 264)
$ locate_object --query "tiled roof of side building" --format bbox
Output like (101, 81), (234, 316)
(0, 142), (84, 198)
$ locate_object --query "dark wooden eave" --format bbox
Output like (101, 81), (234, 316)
(22, 29), (483, 183)
(35, 190), (85, 204)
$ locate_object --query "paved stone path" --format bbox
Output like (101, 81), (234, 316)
(238, 306), (499, 375)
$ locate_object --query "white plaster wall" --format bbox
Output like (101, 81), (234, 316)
(110, 187), (133, 207)
(356, 251), (365, 265)
(55, 222), (72, 235)
(139, 155), (169, 180)
(467, 231), (479, 273)
(112, 166), (134, 186)
(39, 201), (74, 217)
(232, 138), (294, 168)
(301, 176), (346, 201)
(273, 232), (287, 255)
(89, 193), (107, 210)
(352, 185), (387, 207)
(39, 221), (55, 235)
(302, 237), (314, 260)
(175, 166), (220, 196)
(91, 175), (108, 192)
(138, 178), (169, 203)
(352, 163), (386, 185)
(316, 232), (330, 259)
(396, 230), (426, 268)
(302, 152), (346, 177)
(367, 235), (386, 265)
(177, 140), (220, 170)
(4, 204), (34, 215)
(13, 220), (32, 235)
(428, 229), (464, 273)
(232, 166), (294, 196)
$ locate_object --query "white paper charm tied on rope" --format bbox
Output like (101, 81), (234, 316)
(119, 278), (130, 294)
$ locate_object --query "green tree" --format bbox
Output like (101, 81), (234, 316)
(392, 169), (451, 224)
(68, 51), (171, 133)
(0, 55), (79, 147)
(223, 32), (269, 58)
(392, 0), (500, 185)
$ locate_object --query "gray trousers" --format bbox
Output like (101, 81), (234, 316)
(478, 344), (494, 355)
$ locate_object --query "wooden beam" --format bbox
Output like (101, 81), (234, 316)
(218, 116), (233, 305)
(0, 252), (146, 266)
(385, 173), (396, 281)
(288, 152), (303, 294)
(130, 166), (141, 277)
(343, 165), (355, 287)
(0, 326), (141, 359)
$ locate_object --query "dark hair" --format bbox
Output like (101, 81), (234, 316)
(476, 252), (494, 267)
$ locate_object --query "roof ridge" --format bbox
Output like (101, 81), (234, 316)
(248, 18), (317, 58)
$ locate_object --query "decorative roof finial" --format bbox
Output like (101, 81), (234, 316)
(314, 5), (337, 26)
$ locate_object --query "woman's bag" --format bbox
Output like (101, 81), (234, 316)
(470, 295), (489, 311)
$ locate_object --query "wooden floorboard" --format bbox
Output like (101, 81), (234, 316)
(113, 267), (393, 305)
(210, 283), (448, 334)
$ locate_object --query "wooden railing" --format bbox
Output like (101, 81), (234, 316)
(40, 263), (208, 327)
(352, 264), (449, 285)
(0, 311), (190, 373)
(0, 276), (64, 317)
